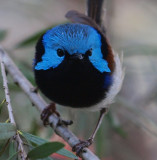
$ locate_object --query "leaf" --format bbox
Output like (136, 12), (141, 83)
(0, 99), (6, 114)
(27, 142), (64, 159)
(20, 131), (47, 145)
(0, 139), (10, 157)
(9, 141), (16, 156)
(7, 151), (18, 160)
(8, 141), (17, 160)
(20, 131), (78, 159)
(56, 148), (78, 159)
(0, 29), (7, 42)
(15, 23), (62, 48)
(0, 123), (16, 140)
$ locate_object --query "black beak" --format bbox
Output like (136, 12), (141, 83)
(70, 53), (84, 60)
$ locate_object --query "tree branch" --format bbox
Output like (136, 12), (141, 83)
(0, 56), (15, 125)
(0, 47), (100, 160)
(0, 52), (27, 160)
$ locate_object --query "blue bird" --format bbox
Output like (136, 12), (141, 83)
(34, 10), (124, 155)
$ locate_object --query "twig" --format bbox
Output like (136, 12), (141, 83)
(0, 56), (15, 124)
(16, 133), (27, 160)
(0, 47), (100, 160)
(0, 51), (27, 160)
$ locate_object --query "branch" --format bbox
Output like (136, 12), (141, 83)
(0, 56), (15, 124)
(0, 47), (100, 160)
(16, 133), (27, 160)
(0, 53), (27, 160)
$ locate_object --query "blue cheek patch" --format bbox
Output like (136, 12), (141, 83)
(89, 48), (111, 73)
(35, 48), (64, 70)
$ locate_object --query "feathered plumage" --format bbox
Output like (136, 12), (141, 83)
(34, 2), (124, 155)
(34, 11), (123, 110)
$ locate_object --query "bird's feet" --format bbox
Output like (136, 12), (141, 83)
(41, 103), (73, 126)
(72, 138), (93, 156)
(41, 102), (59, 126)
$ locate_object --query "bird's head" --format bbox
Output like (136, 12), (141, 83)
(34, 23), (111, 73)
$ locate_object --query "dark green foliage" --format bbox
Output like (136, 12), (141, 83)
(8, 141), (18, 160)
(20, 131), (78, 159)
(27, 142), (64, 159)
(0, 123), (16, 141)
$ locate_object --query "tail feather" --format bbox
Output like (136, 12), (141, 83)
(87, 0), (104, 26)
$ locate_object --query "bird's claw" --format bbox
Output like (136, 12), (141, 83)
(41, 103), (60, 126)
(41, 103), (73, 127)
(58, 119), (73, 126)
(72, 138), (93, 156)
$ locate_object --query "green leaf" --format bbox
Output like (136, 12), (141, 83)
(15, 23), (63, 48)
(7, 151), (18, 160)
(27, 142), (64, 159)
(56, 148), (78, 159)
(20, 131), (47, 145)
(9, 141), (16, 156)
(20, 131), (78, 159)
(0, 29), (7, 42)
(0, 139), (10, 157)
(0, 123), (16, 140)
(0, 99), (6, 114)
(8, 141), (17, 160)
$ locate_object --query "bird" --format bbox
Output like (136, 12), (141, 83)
(33, 6), (124, 156)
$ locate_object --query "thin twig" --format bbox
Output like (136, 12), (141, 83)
(0, 52), (27, 160)
(0, 47), (100, 160)
(0, 56), (15, 125)
(16, 133), (27, 160)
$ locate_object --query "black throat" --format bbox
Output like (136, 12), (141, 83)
(35, 58), (111, 108)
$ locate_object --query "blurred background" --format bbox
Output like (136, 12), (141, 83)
(0, 0), (157, 160)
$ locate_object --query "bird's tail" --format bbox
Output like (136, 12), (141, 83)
(86, 0), (105, 31)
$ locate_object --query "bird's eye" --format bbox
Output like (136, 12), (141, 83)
(85, 49), (92, 56)
(57, 49), (65, 57)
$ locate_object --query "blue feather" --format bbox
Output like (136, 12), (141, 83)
(103, 74), (113, 89)
(35, 23), (111, 73)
